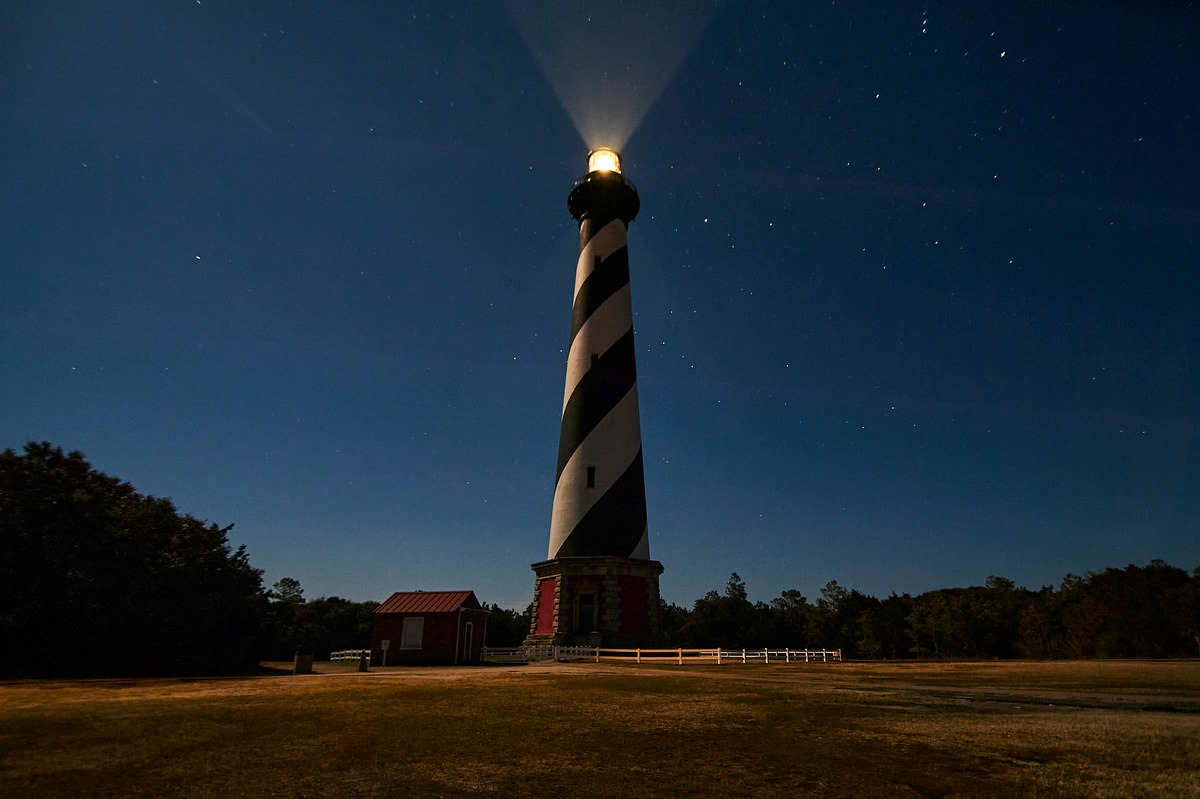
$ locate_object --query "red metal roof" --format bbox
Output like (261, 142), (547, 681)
(374, 590), (484, 615)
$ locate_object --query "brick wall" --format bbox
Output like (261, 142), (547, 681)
(371, 610), (488, 665)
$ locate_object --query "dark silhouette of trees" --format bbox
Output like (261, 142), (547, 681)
(806, 580), (881, 658)
(675, 573), (773, 647)
(659, 563), (1200, 659)
(1184, 567), (1200, 655)
(0, 442), (266, 676)
(6, 443), (1196, 669)
(485, 602), (532, 646)
(659, 600), (692, 645)
(1056, 561), (1194, 658)
(768, 589), (810, 646)
(271, 577), (305, 604)
(261, 578), (378, 659)
(298, 596), (378, 657)
(904, 577), (1034, 659)
(859, 593), (911, 659)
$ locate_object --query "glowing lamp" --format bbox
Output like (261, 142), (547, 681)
(587, 148), (621, 174)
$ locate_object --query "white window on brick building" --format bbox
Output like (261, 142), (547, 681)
(400, 617), (424, 649)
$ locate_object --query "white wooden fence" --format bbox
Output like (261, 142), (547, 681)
(481, 646), (842, 664)
(329, 648), (371, 662)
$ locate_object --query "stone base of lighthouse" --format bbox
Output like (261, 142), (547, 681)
(523, 556), (664, 648)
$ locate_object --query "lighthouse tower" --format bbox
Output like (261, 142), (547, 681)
(525, 148), (664, 648)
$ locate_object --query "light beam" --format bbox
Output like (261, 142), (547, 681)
(505, 1), (721, 151)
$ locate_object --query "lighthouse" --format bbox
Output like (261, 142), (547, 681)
(525, 148), (664, 648)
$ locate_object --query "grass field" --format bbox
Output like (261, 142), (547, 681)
(2, 660), (1198, 798)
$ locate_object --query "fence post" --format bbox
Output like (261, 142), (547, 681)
(763, 648), (769, 664)
(741, 649), (746, 664)
(677, 648), (683, 665)
(716, 648), (722, 665)
(636, 648), (641, 664)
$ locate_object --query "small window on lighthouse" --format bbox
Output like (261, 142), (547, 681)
(586, 466), (596, 488)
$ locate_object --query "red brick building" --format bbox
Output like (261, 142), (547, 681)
(370, 590), (489, 666)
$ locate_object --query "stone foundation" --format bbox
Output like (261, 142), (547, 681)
(523, 556), (663, 647)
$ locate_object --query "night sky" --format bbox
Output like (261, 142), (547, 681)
(3, 1), (1197, 609)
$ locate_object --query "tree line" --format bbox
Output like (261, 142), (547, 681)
(1, 442), (265, 676)
(658, 568), (1200, 659)
(2, 442), (1196, 676)
(0, 442), (544, 675)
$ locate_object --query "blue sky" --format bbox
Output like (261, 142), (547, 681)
(2, 1), (1197, 608)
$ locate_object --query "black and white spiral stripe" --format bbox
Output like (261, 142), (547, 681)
(547, 216), (650, 560)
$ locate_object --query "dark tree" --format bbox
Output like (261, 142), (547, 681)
(295, 596), (379, 658)
(484, 603), (532, 647)
(661, 562), (1196, 659)
(270, 577), (305, 604)
(674, 573), (778, 648)
(1184, 567), (1200, 656)
(807, 580), (879, 657)
(261, 578), (379, 660)
(658, 599), (691, 645)
(0, 442), (267, 676)
(262, 576), (306, 658)
(1058, 561), (1195, 657)
(1017, 585), (1063, 659)
(859, 593), (911, 659)
(675, 574), (747, 647)
(768, 589), (811, 646)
